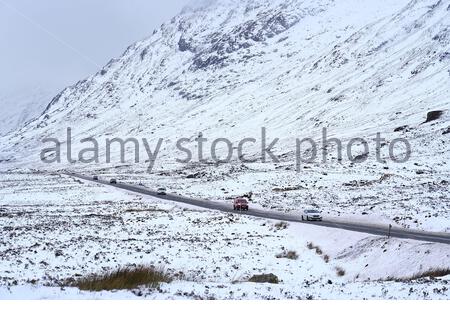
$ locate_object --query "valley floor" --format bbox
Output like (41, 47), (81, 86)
(0, 170), (449, 299)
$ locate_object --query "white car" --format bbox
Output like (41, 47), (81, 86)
(157, 187), (167, 195)
(301, 209), (323, 221)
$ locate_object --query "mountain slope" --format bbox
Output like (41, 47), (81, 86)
(0, 87), (53, 136)
(1, 0), (448, 162)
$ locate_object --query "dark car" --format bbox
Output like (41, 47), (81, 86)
(233, 198), (249, 211)
(157, 187), (167, 195)
(93, 176), (99, 181)
(110, 178), (117, 184)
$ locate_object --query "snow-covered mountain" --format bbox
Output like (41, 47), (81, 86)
(0, 87), (53, 136)
(1, 0), (449, 164)
(1, 0), (450, 299)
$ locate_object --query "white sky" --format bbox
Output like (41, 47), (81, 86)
(0, 0), (191, 97)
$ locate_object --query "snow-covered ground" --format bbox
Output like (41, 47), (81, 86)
(0, 171), (449, 299)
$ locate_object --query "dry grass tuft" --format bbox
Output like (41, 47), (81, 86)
(248, 273), (279, 284)
(71, 265), (172, 291)
(276, 250), (299, 260)
(335, 267), (346, 277)
(307, 242), (324, 256)
(385, 268), (450, 282)
(274, 222), (289, 230)
(409, 268), (450, 280)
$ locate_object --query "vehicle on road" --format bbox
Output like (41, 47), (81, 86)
(68, 174), (450, 244)
(233, 198), (249, 211)
(301, 209), (322, 221)
(157, 187), (167, 195)
(138, 182), (145, 187)
(93, 176), (99, 181)
(109, 178), (117, 184)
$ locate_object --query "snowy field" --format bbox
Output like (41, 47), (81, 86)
(0, 171), (449, 299)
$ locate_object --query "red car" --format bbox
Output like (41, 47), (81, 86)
(233, 198), (249, 211)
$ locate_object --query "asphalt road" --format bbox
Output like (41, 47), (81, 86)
(68, 173), (450, 245)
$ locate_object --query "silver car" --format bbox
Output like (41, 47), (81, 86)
(302, 209), (322, 221)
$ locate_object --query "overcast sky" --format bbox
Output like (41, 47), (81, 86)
(0, 0), (191, 97)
